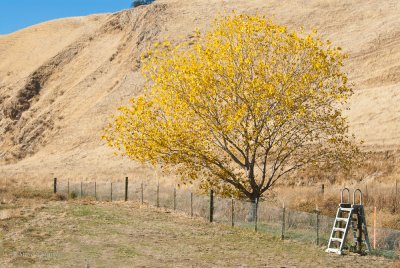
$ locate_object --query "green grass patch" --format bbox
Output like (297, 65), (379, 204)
(370, 249), (399, 260)
(69, 205), (96, 217)
(116, 246), (140, 257)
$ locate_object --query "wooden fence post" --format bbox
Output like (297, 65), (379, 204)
(281, 202), (285, 240)
(321, 184), (325, 194)
(67, 179), (70, 197)
(173, 188), (177, 210)
(190, 192), (193, 217)
(53, 178), (57, 194)
(125, 177), (128, 201)
(231, 198), (234, 227)
(80, 182), (83, 198)
(395, 180), (398, 213)
(94, 181), (97, 200)
(141, 181), (144, 205)
(111, 182), (113, 201)
(209, 190), (214, 223)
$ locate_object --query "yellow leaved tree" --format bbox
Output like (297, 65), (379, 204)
(103, 14), (359, 203)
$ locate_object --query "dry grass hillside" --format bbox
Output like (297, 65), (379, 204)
(0, 0), (400, 184)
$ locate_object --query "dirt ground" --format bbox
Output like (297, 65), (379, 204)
(0, 197), (398, 267)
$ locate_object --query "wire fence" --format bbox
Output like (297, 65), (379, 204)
(53, 178), (400, 259)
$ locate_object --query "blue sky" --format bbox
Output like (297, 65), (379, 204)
(0, 0), (132, 35)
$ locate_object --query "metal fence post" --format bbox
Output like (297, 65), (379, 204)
(231, 198), (234, 227)
(125, 177), (128, 201)
(111, 182), (113, 201)
(80, 181), (83, 198)
(255, 198), (258, 232)
(281, 202), (286, 240)
(53, 178), (57, 194)
(156, 182), (160, 208)
(209, 190), (214, 223)
(94, 181), (97, 200)
(316, 209), (320, 245)
(373, 206), (376, 249)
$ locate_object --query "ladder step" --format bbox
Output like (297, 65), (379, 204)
(326, 248), (340, 254)
(331, 238), (343, 242)
(333, 227), (346, 232)
(340, 208), (353, 212)
(336, 218), (348, 222)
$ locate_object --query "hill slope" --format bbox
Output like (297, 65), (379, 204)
(0, 0), (399, 181)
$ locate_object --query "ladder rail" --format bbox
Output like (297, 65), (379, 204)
(327, 206), (342, 251)
(360, 206), (372, 252)
(341, 188), (350, 204)
(338, 208), (353, 253)
(351, 216), (358, 247)
(353, 189), (363, 205)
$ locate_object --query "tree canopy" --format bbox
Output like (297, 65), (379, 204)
(103, 14), (359, 201)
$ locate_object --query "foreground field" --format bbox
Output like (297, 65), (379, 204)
(0, 194), (398, 267)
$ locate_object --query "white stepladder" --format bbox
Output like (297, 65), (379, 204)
(326, 188), (371, 255)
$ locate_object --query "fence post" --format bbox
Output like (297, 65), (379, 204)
(80, 181), (83, 198)
(395, 180), (398, 213)
(111, 182), (113, 202)
(316, 208), (320, 245)
(53, 178), (57, 194)
(173, 188), (177, 210)
(156, 182), (160, 208)
(209, 189), (214, 223)
(141, 181), (144, 205)
(254, 198), (258, 232)
(125, 177), (128, 201)
(190, 192), (193, 217)
(321, 184), (324, 194)
(94, 181), (97, 200)
(67, 179), (70, 197)
(231, 198), (234, 227)
(281, 202), (285, 240)
(373, 206), (376, 249)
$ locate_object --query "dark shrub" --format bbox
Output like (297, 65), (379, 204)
(132, 0), (155, 8)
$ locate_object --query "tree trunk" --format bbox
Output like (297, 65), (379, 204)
(246, 197), (258, 222)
